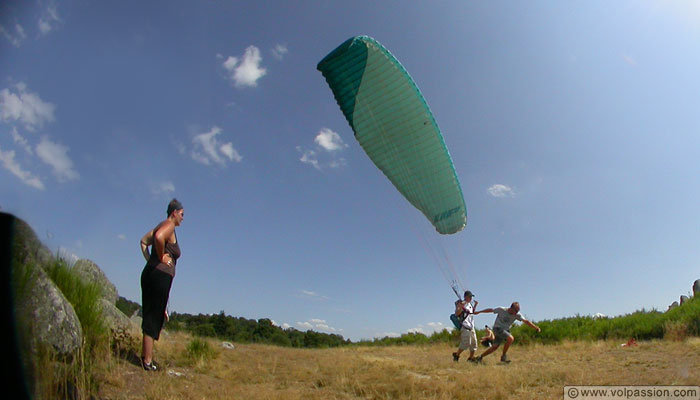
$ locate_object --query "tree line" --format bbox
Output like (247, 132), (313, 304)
(116, 297), (350, 348)
(117, 295), (700, 348)
(166, 311), (351, 348)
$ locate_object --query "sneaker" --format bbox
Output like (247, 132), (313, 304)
(474, 356), (483, 364)
(467, 357), (477, 363)
(141, 357), (160, 372)
(452, 352), (459, 362)
(500, 355), (511, 364)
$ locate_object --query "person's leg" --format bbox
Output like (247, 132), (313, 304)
(500, 335), (514, 362)
(502, 335), (514, 356)
(453, 329), (468, 361)
(467, 330), (477, 360)
(478, 343), (499, 359)
(142, 334), (154, 364)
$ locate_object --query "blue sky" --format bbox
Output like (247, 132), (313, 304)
(2, 1), (700, 341)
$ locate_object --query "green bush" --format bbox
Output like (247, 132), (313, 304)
(186, 337), (216, 367)
(511, 300), (699, 345)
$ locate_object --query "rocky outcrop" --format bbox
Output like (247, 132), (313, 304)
(10, 215), (53, 270)
(101, 298), (141, 351)
(100, 299), (140, 334)
(667, 279), (699, 311)
(15, 264), (83, 356)
(74, 259), (119, 305)
(9, 213), (137, 359)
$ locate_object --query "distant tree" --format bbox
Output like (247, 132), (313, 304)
(253, 318), (276, 343)
(271, 331), (292, 347)
(194, 323), (216, 338)
(211, 310), (229, 337)
(116, 296), (141, 318)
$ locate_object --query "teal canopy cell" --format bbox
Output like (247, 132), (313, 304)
(317, 36), (467, 234)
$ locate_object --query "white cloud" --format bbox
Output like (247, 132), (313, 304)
(0, 146), (44, 190)
(191, 126), (242, 166)
(297, 321), (313, 330)
(152, 181), (175, 195)
(38, 3), (62, 35)
(219, 142), (243, 162)
(298, 147), (320, 170)
(117, 234), (126, 241)
(0, 23), (26, 47)
(272, 321), (291, 330)
(329, 158), (347, 169)
(9, 127), (32, 154)
(314, 128), (347, 151)
(298, 128), (349, 171)
(222, 46), (267, 88)
(35, 136), (79, 182)
(405, 322), (447, 336)
(487, 184), (515, 198)
(298, 290), (330, 300)
(271, 44), (288, 60)
(0, 83), (56, 131)
(376, 331), (400, 338)
(297, 318), (341, 333)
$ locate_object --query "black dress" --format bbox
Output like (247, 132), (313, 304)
(140, 228), (180, 340)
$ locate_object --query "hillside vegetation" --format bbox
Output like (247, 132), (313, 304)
(142, 298), (700, 348)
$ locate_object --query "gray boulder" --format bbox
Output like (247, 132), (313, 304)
(100, 299), (141, 350)
(694, 279), (700, 297)
(668, 301), (679, 311)
(10, 215), (53, 270)
(73, 259), (118, 304)
(131, 314), (143, 329)
(15, 264), (83, 356)
(680, 295), (689, 305)
(100, 298), (140, 334)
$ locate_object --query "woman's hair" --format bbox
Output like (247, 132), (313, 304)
(167, 198), (183, 216)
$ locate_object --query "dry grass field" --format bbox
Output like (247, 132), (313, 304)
(97, 332), (700, 400)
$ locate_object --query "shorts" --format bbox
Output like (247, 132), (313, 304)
(493, 327), (511, 345)
(459, 328), (478, 352)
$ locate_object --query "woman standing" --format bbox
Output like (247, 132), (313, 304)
(139, 198), (184, 371)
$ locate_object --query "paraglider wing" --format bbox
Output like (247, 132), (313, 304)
(317, 36), (467, 234)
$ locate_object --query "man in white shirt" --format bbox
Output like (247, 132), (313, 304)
(475, 302), (540, 363)
(452, 290), (479, 362)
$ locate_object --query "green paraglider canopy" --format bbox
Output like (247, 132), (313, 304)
(317, 36), (467, 235)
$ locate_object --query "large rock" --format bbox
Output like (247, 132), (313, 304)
(10, 215), (53, 270)
(667, 301), (679, 311)
(680, 295), (689, 305)
(73, 259), (118, 304)
(694, 279), (700, 297)
(100, 299), (140, 351)
(15, 264), (83, 356)
(100, 299), (139, 333)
